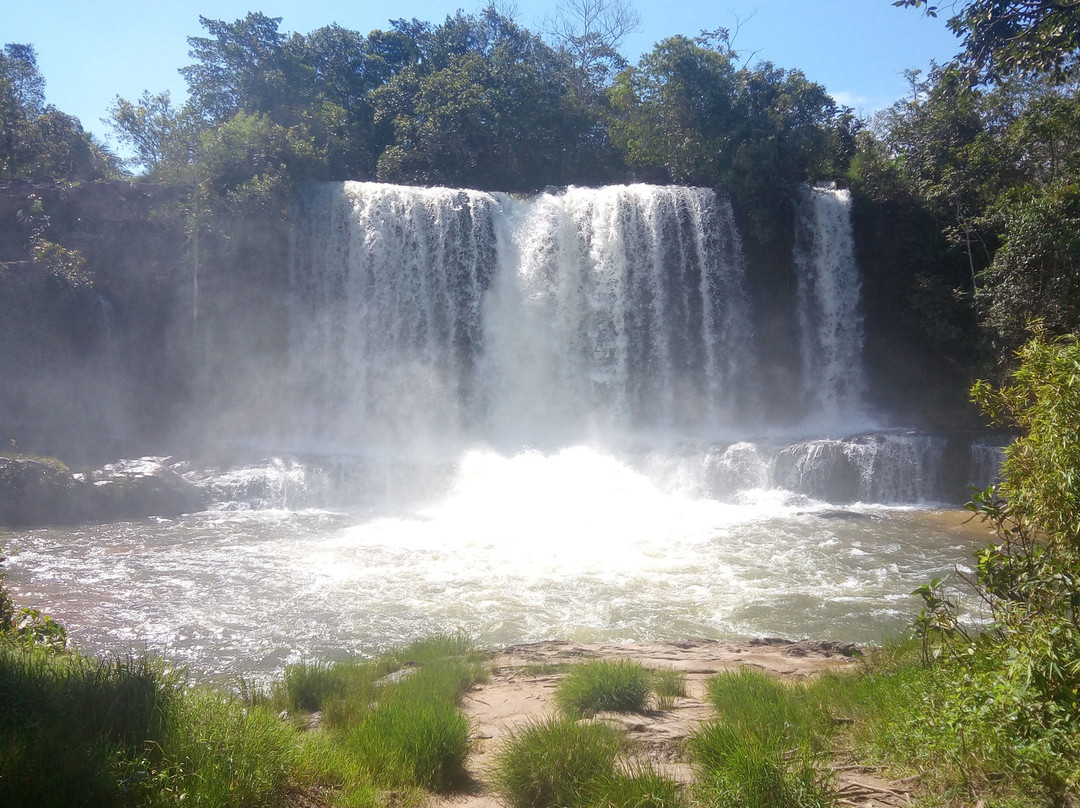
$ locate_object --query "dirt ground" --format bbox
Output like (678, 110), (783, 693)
(438, 639), (918, 808)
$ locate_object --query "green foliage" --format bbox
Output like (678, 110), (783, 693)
(886, 334), (1080, 803)
(978, 182), (1080, 356)
(555, 659), (653, 718)
(491, 717), (623, 808)
(608, 35), (853, 239)
(0, 43), (119, 181)
(895, 1), (1080, 84)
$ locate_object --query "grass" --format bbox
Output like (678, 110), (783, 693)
(651, 666), (687, 710)
(0, 632), (488, 808)
(491, 716), (684, 808)
(491, 717), (623, 808)
(690, 668), (833, 808)
(555, 659), (654, 717)
(0, 643), (174, 807)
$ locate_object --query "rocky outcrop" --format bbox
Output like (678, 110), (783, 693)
(0, 456), (207, 528)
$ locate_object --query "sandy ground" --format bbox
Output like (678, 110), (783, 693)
(436, 639), (917, 808)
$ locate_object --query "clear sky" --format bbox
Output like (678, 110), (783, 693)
(5, 0), (961, 154)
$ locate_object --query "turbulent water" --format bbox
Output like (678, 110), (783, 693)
(2, 182), (994, 678)
(6, 451), (985, 677)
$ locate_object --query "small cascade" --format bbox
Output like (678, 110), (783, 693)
(970, 435), (1010, 490)
(794, 185), (866, 423)
(774, 432), (947, 504)
(704, 442), (772, 499)
(96, 294), (128, 447)
(194, 458), (312, 510)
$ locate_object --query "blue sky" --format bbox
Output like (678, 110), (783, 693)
(6, 0), (961, 154)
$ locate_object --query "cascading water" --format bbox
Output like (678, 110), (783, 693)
(485, 185), (753, 442)
(289, 182), (754, 449)
(794, 185), (867, 425)
(289, 183), (499, 450)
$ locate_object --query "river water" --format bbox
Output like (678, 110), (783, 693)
(2, 446), (987, 679)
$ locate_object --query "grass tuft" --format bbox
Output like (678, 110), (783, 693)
(651, 666), (687, 710)
(555, 659), (653, 717)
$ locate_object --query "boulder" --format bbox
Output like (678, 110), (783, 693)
(0, 456), (207, 527)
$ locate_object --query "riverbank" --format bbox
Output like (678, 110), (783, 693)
(444, 639), (913, 808)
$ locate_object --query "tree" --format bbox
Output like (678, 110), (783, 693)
(373, 9), (611, 189)
(108, 90), (197, 176)
(0, 43), (118, 181)
(544, 0), (641, 96)
(608, 35), (851, 236)
(896, 0), (1080, 83)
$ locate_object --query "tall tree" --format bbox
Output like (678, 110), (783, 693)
(544, 0), (640, 96)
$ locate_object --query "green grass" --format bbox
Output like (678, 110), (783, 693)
(0, 643), (174, 808)
(139, 689), (296, 808)
(555, 659), (654, 717)
(692, 669), (834, 808)
(690, 720), (833, 808)
(491, 716), (683, 808)
(651, 666), (687, 710)
(491, 717), (623, 808)
(591, 764), (685, 808)
(0, 633), (489, 808)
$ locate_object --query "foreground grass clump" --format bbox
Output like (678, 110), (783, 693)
(651, 666), (687, 710)
(280, 633), (487, 804)
(555, 659), (654, 717)
(0, 631), (488, 808)
(0, 644), (173, 808)
(492, 717), (681, 808)
(691, 668), (833, 808)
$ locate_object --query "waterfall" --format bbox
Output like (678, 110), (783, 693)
(289, 182), (754, 450)
(794, 185), (866, 424)
(289, 183), (500, 450)
(486, 185), (753, 442)
(280, 180), (952, 504)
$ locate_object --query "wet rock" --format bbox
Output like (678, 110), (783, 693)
(0, 455), (206, 527)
